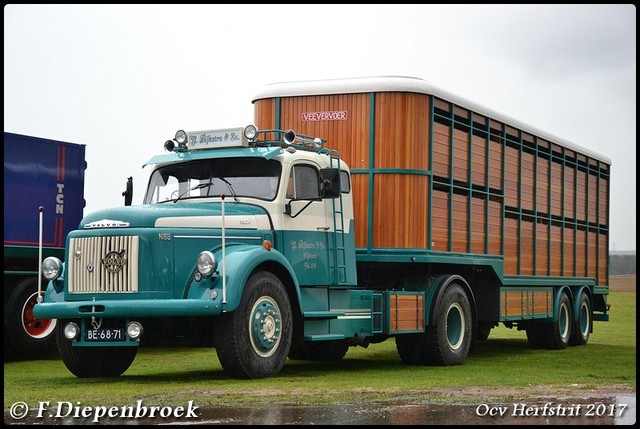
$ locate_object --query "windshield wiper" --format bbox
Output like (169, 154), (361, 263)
(173, 183), (212, 203)
(214, 175), (239, 202)
(172, 176), (238, 203)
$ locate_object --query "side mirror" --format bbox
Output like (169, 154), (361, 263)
(122, 177), (133, 206)
(319, 168), (340, 199)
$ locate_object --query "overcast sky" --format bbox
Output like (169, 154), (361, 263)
(4, 4), (636, 251)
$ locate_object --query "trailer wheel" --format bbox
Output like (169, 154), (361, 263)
(569, 292), (591, 346)
(56, 320), (138, 377)
(546, 291), (572, 350)
(215, 271), (292, 379)
(5, 278), (57, 357)
(424, 283), (472, 365)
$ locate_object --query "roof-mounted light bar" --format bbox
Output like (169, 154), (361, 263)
(163, 125), (327, 153)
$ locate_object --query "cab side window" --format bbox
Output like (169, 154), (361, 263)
(287, 165), (320, 200)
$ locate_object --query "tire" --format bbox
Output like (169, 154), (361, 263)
(56, 320), (138, 377)
(545, 291), (572, 350)
(569, 292), (591, 346)
(424, 283), (472, 366)
(5, 278), (57, 357)
(214, 271), (292, 379)
(302, 340), (349, 361)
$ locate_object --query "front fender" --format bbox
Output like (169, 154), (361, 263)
(187, 244), (300, 313)
(32, 280), (65, 319)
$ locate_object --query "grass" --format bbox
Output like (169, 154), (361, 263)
(4, 291), (635, 409)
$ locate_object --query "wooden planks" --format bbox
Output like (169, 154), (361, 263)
(254, 88), (609, 286)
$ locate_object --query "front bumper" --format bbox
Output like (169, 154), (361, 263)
(34, 299), (223, 319)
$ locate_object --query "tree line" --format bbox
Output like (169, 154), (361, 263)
(609, 254), (636, 275)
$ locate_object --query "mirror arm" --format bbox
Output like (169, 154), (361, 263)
(285, 198), (320, 218)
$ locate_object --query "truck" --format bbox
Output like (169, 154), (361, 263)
(4, 132), (86, 358)
(33, 76), (611, 379)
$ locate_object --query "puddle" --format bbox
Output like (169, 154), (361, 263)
(5, 395), (635, 425)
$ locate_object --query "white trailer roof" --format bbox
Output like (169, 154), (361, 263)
(252, 76), (611, 165)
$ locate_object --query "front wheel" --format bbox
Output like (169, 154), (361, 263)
(215, 271), (292, 379)
(56, 320), (138, 378)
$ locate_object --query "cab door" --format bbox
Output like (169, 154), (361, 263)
(281, 163), (331, 286)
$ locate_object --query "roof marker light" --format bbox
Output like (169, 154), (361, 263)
(244, 125), (258, 141)
(175, 130), (187, 144)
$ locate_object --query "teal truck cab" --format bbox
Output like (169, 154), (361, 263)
(34, 126), (357, 378)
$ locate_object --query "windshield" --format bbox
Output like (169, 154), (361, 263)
(144, 158), (282, 204)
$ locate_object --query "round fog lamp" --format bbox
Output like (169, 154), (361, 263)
(64, 322), (80, 340)
(197, 251), (217, 277)
(127, 321), (143, 340)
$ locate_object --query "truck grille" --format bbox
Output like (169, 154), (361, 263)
(68, 236), (139, 293)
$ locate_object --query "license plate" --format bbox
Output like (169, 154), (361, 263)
(85, 328), (125, 342)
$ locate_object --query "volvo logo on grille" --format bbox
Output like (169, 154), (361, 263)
(102, 250), (127, 273)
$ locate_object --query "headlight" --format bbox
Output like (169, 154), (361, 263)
(42, 257), (63, 281)
(197, 251), (217, 277)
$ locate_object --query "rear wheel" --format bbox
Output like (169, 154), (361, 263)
(424, 283), (472, 365)
(569, 292), (591, 346)
(56, 320), (138, 378)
